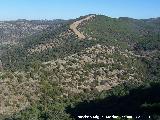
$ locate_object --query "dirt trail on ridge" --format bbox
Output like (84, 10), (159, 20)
(70, 15), (95, 39)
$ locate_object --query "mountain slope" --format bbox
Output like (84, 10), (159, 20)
(0, 19), (66, 45)
(0, 15), (160, 119)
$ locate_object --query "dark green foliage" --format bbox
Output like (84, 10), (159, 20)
(81, 15), (160, 51)
(67, 82), (160, 120)
(143, 52), (160, 82)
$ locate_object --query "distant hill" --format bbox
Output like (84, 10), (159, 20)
(0, 19), (67, 45)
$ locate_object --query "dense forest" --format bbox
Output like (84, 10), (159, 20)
(0, 15), (160, 120)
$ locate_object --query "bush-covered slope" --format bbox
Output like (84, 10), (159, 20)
(0, 19), (67, 45)
(0, 15), (160, 119)
(81, 15), (160, 50)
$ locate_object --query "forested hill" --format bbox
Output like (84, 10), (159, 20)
(0, 19), (67, 45)
(0, 15), (160, 119)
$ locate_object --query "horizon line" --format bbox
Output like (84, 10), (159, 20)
(0, 14), (160, 21)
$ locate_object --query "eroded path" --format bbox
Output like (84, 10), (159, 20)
(70, 15), (95, 39)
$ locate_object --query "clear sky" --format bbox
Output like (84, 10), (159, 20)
(0, 0), (160, 20)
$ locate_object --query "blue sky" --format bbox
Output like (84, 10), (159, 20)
(0, 0), (160, 20)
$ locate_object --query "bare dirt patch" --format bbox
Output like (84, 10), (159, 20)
(70, 15), (95, 39)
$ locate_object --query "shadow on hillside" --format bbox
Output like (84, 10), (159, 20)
(66, 83), (160, 119)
